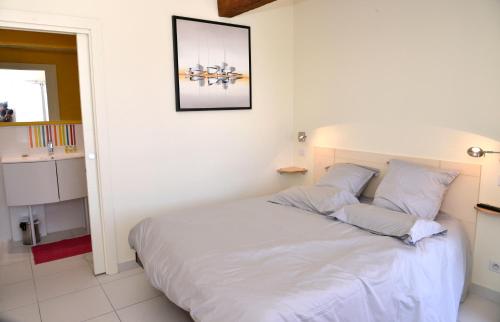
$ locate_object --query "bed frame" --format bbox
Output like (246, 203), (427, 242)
(313, 147), (481, 247)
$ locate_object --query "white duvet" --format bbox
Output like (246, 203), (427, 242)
(129, 197), (469, 322)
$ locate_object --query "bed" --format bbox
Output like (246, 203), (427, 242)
(129, 148), (481, 322)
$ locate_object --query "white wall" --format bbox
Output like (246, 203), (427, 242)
(0, 0), (296, 262)
(293, 0), (500, 292)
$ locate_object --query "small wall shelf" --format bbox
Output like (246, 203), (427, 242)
(277, 167), (308, 175)
(475, 206), (500, 217)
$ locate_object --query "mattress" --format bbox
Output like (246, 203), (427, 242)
(129, 196), (470, 322)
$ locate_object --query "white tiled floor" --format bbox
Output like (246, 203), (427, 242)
(0, 241), (192, 322)
(459, 294), (500, 322)
(0, 241), (498, 322)
(39, 228), (89, 245)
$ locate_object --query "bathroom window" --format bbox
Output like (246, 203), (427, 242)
(0, 64), (59, 123)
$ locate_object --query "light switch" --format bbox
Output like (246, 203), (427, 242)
(88, 153), (96, 160)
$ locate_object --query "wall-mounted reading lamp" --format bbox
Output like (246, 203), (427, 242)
(298, 131), (307, 143)
(467, 146), (500, 158)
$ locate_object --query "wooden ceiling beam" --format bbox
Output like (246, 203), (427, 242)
(218, 0), (277, 18)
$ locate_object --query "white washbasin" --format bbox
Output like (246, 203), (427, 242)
(1, 152), (85, 164)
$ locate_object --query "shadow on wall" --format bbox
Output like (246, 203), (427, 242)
(297, 121), (500, 202)
(310, 122), (500, 162)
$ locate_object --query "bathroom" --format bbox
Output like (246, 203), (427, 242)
(0, 28), (91, 265)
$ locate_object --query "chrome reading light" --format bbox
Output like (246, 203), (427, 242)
(298, 131), (307, 143)
(467, 146), (500, 158)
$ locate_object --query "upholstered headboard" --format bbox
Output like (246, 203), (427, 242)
(313, 147), (481, 246)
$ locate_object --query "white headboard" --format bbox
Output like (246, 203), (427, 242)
(313, 147), (481, 246)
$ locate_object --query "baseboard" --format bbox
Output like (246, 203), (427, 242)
(470, 283), (500, 304)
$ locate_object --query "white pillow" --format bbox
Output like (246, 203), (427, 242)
(331, 204), (447, 245)
(373, 160), (459, 220)
(316, 163), (378, 197)
(269, 185), (359, 215)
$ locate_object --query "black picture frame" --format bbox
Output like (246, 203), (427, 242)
(172, 16), (252, 112)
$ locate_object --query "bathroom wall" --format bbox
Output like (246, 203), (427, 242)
(0, 124), (85, 241)
(0, 29), (82, 121)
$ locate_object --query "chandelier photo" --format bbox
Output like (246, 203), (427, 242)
(185, 62), (243, 88)
(173, 16), (252, 111)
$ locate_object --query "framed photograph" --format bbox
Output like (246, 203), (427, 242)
(172, 16), (252, 111)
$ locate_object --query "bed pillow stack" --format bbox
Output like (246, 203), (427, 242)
(316, 163), (379, 197)
(331, 159), (459, 245)
(269, 163), (378, 215)
(330, 204), (447, 245)
(269, 186), (359, 215)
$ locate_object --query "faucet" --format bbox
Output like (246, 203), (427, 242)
(47, 140), (54, 155)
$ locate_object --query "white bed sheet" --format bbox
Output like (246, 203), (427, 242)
(129, 196), (470, 322)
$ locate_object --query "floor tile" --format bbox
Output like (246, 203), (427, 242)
(118, 260), (141, 272)
(0, 260), (32, 286)
(0, 241), (30, 266)
(0, 303), (41, 322)
(85, 311), (120, 322)
(70, 227), (89, 237)
(117, 296), (193, 322)
(97, 267), (143, 284)
(83, 252), (94, 267)
(39, 230), (75, 244)
(0, 279), (37, 312)
(459, 293), (500, 322)
(35, 266), (99, 301)
(39, 286), (113, 322)
(32, 254), (90, 278)
(101, 273), (161, 309)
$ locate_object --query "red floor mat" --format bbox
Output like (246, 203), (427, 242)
(32, 234), (92, 264)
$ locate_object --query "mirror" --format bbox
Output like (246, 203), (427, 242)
(0, 29), (81, 126)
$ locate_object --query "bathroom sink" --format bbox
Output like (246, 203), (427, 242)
(1, 152), (85, 164)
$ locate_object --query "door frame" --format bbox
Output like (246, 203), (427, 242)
(0, 10), (118, 274)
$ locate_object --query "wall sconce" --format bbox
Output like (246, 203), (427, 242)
(467, 146), (500, 158)
(298, 131), (307, 143)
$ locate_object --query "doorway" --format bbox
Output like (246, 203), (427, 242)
(0, 10), (117, 275)
(0, 29), (93, 267)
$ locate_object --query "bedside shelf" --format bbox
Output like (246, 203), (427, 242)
(277, 167), (308, 175)
(475, 206), (500, 217)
